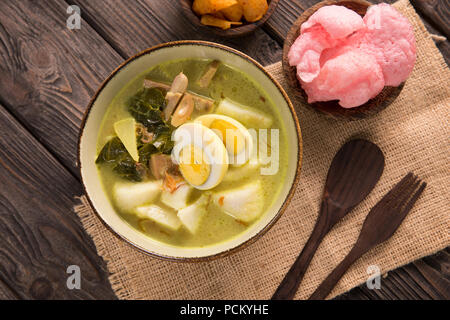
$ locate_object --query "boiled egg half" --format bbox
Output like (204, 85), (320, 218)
(172, 122), (228, 190)
(195, 114), (253, 166)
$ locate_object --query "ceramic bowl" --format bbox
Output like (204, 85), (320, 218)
(78, 41), (302, 261)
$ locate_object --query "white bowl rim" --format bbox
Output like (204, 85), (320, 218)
(77, 40), (303, 262)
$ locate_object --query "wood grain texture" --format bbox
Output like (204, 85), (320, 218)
(410, 1), (450, 66)
(264, 0), (318, 42)
(337, 247), (449, 299)
(0, 104), (116, 299)
(410, 0), (449, 37)
(0, 0), (123, 177)
(69, 0), (282, 65)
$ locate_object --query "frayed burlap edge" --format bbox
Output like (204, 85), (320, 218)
(74, 196), (139, 299)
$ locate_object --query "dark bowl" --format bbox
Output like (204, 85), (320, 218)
(180, 0), (280, 38)
(282, 0), (404, 120)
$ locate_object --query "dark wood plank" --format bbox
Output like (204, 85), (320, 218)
(0, 279), (20, 300)
(410, 1), (450, 66)
(337, 247), (450, 300)
(0, 0), (124, 177)
(409, 248), (450, 298)
(0, 104), (116, 299)
(69, 0), (281, 65)
(263, 0), (316, 42)
(410, 0), (450, 37)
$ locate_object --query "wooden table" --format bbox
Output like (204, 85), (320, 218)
(0, 0), (448, 300)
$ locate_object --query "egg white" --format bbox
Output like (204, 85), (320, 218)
(195, 114), (254, 166)
(172, 122), (229, 190)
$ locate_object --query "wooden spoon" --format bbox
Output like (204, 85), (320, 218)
(272, 139), (384, 300)
(309, 173), (426, 299)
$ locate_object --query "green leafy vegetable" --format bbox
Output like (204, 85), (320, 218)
(143, 87), (166, 108)
(113, 156), (142, 182)
(138, 143), (158, 165)
(95, 137), (128, 164)
(96, 137), (143, 182)
(153, 128), (174, 155)
(127, 88), (166, 131)
(96, 87), (177, 182)
(127, 87), (174, 154)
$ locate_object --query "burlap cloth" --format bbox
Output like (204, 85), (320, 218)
(74, 0), (449, 299)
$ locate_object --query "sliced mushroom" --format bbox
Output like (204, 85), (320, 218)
(150, 154), (174, 180)
(197, 60), (220, 88)
(144, 78), (215, 114)
(192, 93), (215, 113)
(164, 92), (183, 121)
(143, 79), (170, 91)
(163, 72), (188, 121)
(171, 94), (194, 127)
(169, 72), (189, 93)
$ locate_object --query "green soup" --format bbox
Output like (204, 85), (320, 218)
(96, 58), (288, 248)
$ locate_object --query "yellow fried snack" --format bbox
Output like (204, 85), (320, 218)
(238, 0), (268, 22)
(201, 14), (243, 30)
(220, 3), (244, 22)
(212, 11), (227, 20)
(193, 0), (238, 15)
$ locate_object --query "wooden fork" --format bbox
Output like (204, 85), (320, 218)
(309, 172), (427, 300)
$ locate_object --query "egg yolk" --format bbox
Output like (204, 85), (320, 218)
(210, 119), (245, 155)
(179, 145), (211, 186)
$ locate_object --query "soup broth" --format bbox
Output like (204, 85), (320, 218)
(96, 58), (287, 248)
